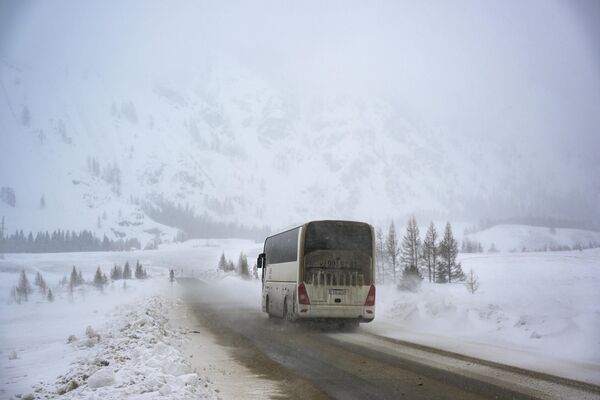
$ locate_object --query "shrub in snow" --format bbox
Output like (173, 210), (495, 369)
(57, 380), (79, 395)
(86, 326), (101, 342)
(67, 335), (77, 343)
(8, 350), (17, 360)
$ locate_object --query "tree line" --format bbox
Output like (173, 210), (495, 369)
(0, 229), (141, 253)
(10, 261), (149, 303)
(217, 252), (257, 279)
(377, 217), (465, 290)
(141, 198), (270, 241)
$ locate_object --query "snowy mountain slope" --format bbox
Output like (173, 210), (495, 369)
(1, 61), (599, 242)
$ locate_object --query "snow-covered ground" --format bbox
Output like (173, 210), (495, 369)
(0, 239), (259, 399)
(2, 238), (599, 397)
(369, 248), (600, 384)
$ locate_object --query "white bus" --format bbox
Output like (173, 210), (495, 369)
(256, 220), (376, 326)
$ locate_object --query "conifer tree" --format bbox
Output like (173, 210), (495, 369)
(110, 264), (123, 280)
(135, 260), (143, 279)
(400, 216), (422, 289)
(47, 288), (54, 302)
(16, 270), (32, 301)
(93, 267), (105, 289)
(34, 272), (48, 294)
(438, 222), (465, 283)
(123, 261), (132, 279)
(422, 222), (438, 283)
(218, 252), (228, 271)
(385, 222), (400, 283)
(238, 252), (250, 278)
(69, 266), (80, 290)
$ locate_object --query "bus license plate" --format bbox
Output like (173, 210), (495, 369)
(329, 289), (347, 295)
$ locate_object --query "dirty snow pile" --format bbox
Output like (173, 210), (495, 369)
(31, 296), (217, 399)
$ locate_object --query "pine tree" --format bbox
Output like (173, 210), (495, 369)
(422, 222), (438, 283)
(238, 252), (250, 278)
(385, 222), (400, 283)
(135, 260), (143, 279)
(69, 266), (79, 290)
(400, 216), (422, 289)
(227, 260), (235, 272)
(47, 288), (54, 302)
(77, 270), (84, 285)
(123, 261), (132, 279)
(110, 264), (123, 280)
(39, 195), (46, 209)
(34, 272), (48, 294)
(16, 270), (32, 301)
(438, 222), (465, 283)
(218, 252), (228, 271)
(93, 267), (105, 289)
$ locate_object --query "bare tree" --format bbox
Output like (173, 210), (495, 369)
(465, 269), (480, 294)
(376, 227), (385, 284)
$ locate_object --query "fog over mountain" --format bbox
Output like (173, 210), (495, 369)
(1, 1), (599, 241)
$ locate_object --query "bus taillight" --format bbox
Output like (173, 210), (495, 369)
(364, 284), (375, 306)
(298, 282), (310, 305)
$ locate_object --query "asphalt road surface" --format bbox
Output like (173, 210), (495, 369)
(179, 279), (600, 400)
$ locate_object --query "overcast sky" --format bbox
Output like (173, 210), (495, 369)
(3, 1), (599, 148)
(1, 0), (599, 223)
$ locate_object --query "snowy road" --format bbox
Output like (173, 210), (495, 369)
(180, 280), (600, 400)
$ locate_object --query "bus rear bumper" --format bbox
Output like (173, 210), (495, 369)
(296, 305), (375, 322)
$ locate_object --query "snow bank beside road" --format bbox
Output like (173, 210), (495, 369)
(0, 240), (259, 399)
(48, 296), (216, 399)
(371, 249), (600, 383)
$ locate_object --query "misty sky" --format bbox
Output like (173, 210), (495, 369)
(1, 0), (599, 224)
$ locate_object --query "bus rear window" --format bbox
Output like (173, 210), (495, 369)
(304, 221), (372, 256)
(303, 221), (373, 285)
